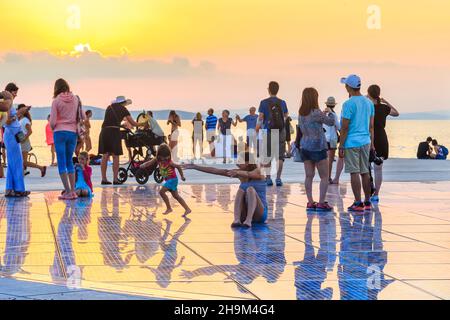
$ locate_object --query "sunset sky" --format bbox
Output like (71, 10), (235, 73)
(1, 0), (449, 113)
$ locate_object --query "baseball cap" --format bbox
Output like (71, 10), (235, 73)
(340, 74), (361, 89)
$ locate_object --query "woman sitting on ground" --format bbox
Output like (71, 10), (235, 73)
(183, 152), (267, 228)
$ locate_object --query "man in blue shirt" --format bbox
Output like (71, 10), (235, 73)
(256, 81), (289, 187)
(236, 107), (258, 152)
(338, 74), (375, 212)
(205, 108), (218, 158)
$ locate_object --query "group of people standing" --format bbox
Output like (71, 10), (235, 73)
(0, 74), (403, 229)
(296, 75), (400, 213)
(0, 79), (94, 200)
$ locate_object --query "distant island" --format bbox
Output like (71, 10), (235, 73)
(27, 106), (450, 121)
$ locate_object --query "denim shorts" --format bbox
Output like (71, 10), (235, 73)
(301, 149), (328, 163)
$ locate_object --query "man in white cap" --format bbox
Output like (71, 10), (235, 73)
(338, 75), (375, 212)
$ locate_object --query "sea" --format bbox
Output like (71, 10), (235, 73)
(19, 120), (450, 165)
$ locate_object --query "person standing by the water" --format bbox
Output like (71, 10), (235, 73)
(98, 96), (141, 185)
(298, 88), (335, 211)
(45, 114), (57, 166)
(167, 110), (181, 150)
(236, 107), (258, 152)
(205, 108), (218, 158)
(0, 111), (6, 178)
(367, 85), (400, 202)
(218, 110), (237, 164)
(50, 79), (84, 200)
(257, 81), (289, 187)
(285, 114), (294, 158)
(322, 97), (341, 184)
(2, 83), (30, 197)
(338, 75), (375, 212)
(192, 112), (204, 159)
(17, 104), (47, 177)
(83, 110), (93, 153)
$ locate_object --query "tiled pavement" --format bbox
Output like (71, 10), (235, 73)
(1, 182), (450, 300)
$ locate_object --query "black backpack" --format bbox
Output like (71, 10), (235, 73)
(268, 98), (285, 130)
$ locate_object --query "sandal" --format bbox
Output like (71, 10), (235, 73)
(101, 180), (112, 185)
(231, 222), (242, 229)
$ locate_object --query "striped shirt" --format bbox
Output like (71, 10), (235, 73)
(205, 115), (218, 130)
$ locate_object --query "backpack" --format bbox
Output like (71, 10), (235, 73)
(268, 98), (285, 130)
(441, 146), (449, 157)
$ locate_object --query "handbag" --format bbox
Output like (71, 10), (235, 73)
(15, 131), (27, 144)
(76, 95), (86, 140)
(292, 146), (303, 163)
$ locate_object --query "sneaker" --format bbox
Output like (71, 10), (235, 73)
(275, 178), (283, 187)
(364, 201), (372, 210)
(306, 202), (317, 211)
(370, 195), (379, 203)
(348, 201), (364, 212)
(266, 178), (274, 186)
(316, 202), (333, 212)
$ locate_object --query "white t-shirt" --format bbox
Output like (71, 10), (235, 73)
(20, 117), (31, 135)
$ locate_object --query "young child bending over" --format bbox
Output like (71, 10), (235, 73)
(75, 151), (93, 198)
(141, 144), (191, 216)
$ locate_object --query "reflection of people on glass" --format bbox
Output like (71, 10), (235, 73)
(0, 198), (31, 276)
(191, 185), (203, 203)
(123, 211), (162, 264)
(181, 226), (286, 292)
(143, 217), (191, 288)
(50, 201), (78, 283)
(337, 209), (391, 300)
(98, 189), (131, 270)
(294, 212), (336, 300)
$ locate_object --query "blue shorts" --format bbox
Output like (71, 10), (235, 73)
(253, 206), (268, 224)
(301, 149), (328, 163)
(163, 178), (179, 191)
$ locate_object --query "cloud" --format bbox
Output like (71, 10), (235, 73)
(0, 50), (217, 83)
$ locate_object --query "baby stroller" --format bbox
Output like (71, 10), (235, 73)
(117, 128), (165, 185)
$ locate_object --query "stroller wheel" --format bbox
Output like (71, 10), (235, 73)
(154, 168), (164, 184)
(135, 169), (149, 185)
(117, 168), (128, 184)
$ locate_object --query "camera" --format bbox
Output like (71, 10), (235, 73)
(370, 149), (384, 166)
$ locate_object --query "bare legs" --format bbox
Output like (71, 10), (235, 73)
(50, 144), (56, 166)
(160, 187), (192, 216)
(233, 187), (264, 228)
(304, 159), (329, 204)
(101, 153), (110, 183)
(332, 157), (344, 184)
(373, 163), (383, 196)
(101, 153), (120, 183)
(328, 149), (336, 182)
(350, 172), (371, 202)
(22, 151), (46, 176)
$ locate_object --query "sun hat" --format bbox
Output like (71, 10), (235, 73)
(340, 74), (361, 89)
(112, 96), (132, 106)
(325, 97), (338, 106)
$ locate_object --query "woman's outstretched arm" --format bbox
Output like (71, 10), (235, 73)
(183, 164), (230, 177)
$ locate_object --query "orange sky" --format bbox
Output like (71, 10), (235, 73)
(1, 0), (449, 112)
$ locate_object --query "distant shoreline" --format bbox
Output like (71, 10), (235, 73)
(26, 106), (450, 121)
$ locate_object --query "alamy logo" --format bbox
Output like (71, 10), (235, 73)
(367, 5), (382, 30)
(66, 5), (81, 30)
